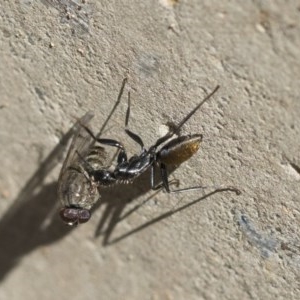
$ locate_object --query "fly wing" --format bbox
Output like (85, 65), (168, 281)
(57, 112), (95, 203)
(60, 112), (94, 174)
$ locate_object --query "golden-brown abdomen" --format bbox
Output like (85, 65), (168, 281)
(157, 134), (202, 166)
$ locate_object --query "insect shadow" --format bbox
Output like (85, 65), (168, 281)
(92, 170), (237, 246)
(0, 79), (240, 280)
(0, 79), (127, 281)
(0, 137), (73, 281)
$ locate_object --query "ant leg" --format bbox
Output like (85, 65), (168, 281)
(96, 138), (128, 164)
(150, 164), (160, 190)
(124, 91), (145, 151)
(150, 164), (180, 191)
(158, 163), (241, 195)
(151, 163), (170, 191)
(160, 163), (171, 192)
(79, 123), (128, 164)
(96, 78), (127, 138)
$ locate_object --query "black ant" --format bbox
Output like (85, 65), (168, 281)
(78, 84), (240, 198)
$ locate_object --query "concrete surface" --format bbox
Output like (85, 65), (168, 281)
(0, 1), (299, 299)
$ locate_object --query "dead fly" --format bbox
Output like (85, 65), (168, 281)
(76, 85), (241, 215)
(57, 112), (109, 225)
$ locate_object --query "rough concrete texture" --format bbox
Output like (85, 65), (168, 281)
(0, 1), (299, 299)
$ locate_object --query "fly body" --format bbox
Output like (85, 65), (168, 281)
(58, 112), (108, 225)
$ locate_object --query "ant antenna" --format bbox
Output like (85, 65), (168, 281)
(96, 77), (127, 138)
(154, 85), (220, 148)
(124, 91), (145, 150)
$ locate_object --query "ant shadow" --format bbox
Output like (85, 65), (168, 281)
(0, 125), (225, 281)
(92, 166), (226, 246)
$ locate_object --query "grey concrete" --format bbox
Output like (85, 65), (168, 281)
(0, 1), (299, 299)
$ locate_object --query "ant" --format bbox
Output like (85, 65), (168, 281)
(77, 83), (241, 199)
